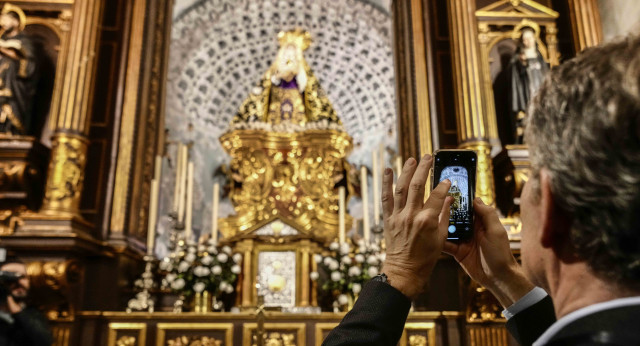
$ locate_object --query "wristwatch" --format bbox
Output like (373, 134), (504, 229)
(371, 273), (390, 285)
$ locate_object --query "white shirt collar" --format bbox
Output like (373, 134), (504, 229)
(533, 296), (640, 345)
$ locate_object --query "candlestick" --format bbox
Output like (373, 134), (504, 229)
(361, 166), (370, 243)
(177, 145), (188, 223)
(372, 150), (380, 226)
(172, 144), (184, 214)
(147, 179), (159, 254)
(211, 183), (220, 244)
(338, 186), (346, 243)
(185, 161), (194, 240)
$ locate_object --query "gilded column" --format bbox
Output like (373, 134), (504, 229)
(299, 239), (310, 307)
(42, 0), (104, 216)
(567, 0), (603, 52)
(236, 239), (254, 307)
(392, 0), (434, 159)
(311, 250), (318, 307)
(447, 0), (495, 205)
(546, 24), (560, 67)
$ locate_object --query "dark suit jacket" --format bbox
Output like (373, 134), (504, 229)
(507, 296), (640, 346)
(323, 280), (411, 346)
(324, 280), (640, 346)
(0, 306), (53, 346)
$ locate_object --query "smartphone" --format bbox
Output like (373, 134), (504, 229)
(431, 150), (477, 242)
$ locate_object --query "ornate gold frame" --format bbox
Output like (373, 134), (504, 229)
(399, 322), (437, 346)
(156, 323), (233, 346)
(242, 322), (306, 346)
(475, 0), (560, 149)
(241, 241), (316, 307)
(314, 323), (338, 346)
(107, 322), (147, 346)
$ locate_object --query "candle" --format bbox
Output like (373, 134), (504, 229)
(177, 145), (188, 223)
(147, 179), (160, 255)
(372, 151), (380, 227)
(172, 144), (183, 214)
(185, 161), (194, 240)
(338, 186), (346, 243)
(211, 183), (220, 244)
(154, 155), (162, 181)
(361, 166), (370, 243)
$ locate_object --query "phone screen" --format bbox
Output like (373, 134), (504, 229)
(432, 150), (477, 241)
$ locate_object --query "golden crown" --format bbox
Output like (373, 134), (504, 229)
(277, 29), (312, 51)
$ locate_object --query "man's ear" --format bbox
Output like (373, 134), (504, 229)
(539, 169), (571, 249)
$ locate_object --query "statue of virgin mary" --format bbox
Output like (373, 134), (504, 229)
(508, 27), (549, 144)
(232, 29), (341, 127)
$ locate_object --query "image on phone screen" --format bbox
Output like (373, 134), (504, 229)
(432, 151), (476, 241)
(439, 166), (471, 238)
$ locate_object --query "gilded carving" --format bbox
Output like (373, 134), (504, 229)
(467, 282), (504, 323)
(53, 10), (72, 33)
(409, 335), (428, 346)
(0, 209), (14, 235)
(167, 336), (221, 346)
(27, 259), (81, 318)
(460, 142), (495, 206)
(220, 130), (352, 240)
(252, 332), (296, 346)
(42, 134), (87, 213)
(116, 336), (136, 346)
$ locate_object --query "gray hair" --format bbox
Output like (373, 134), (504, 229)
(525, 34), (640, 286)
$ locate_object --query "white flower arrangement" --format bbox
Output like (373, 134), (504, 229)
(159, 240), (243, 301)
(311, 238), (385, 310)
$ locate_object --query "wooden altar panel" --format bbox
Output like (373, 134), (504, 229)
(70, 311), (467, 346)
(314, 323), (338, 346)
(107, 323), (147, 346)
(156, 323), (233, 346)
(399, 322), (437, 346)
(242, 323), (306, 346)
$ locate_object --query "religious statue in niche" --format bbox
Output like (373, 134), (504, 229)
(507, 27), (548, 144)
(0, 4), (39, 136)
(232, 28), (341, 127)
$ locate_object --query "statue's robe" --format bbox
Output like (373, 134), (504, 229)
(508, 51), (548, 143)
(0, 31), (38, 135)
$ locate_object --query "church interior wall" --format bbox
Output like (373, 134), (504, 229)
(0, 0), (614, 344)
(597, 0), (640, 41)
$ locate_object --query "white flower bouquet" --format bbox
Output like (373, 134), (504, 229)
(311, 239), (385, 310)
(158, 239), (242, 300)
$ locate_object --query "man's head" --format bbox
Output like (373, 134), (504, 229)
(520, 35), (640, 292)
(0, 260), (29, 300)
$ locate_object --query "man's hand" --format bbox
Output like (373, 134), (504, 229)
(443, 199), (534, 308)
(381, 155), (453, 299)
(6, 295), (23, 314)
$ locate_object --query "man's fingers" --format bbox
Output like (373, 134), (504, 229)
(381, 168), (394, 219)
(405, 155), (433, 210)
(438, 196), (453, 233)
(423, 178), (452, 213)
(442, 241), (459, 256)
(473, 198), (504, 236)
(393, 158), (418, 212)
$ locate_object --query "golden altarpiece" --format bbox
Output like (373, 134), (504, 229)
(219, 30), (354, 309)
(0, 0), (605, 345)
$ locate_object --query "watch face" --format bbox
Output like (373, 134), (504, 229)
(372, 274), (387, 283)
